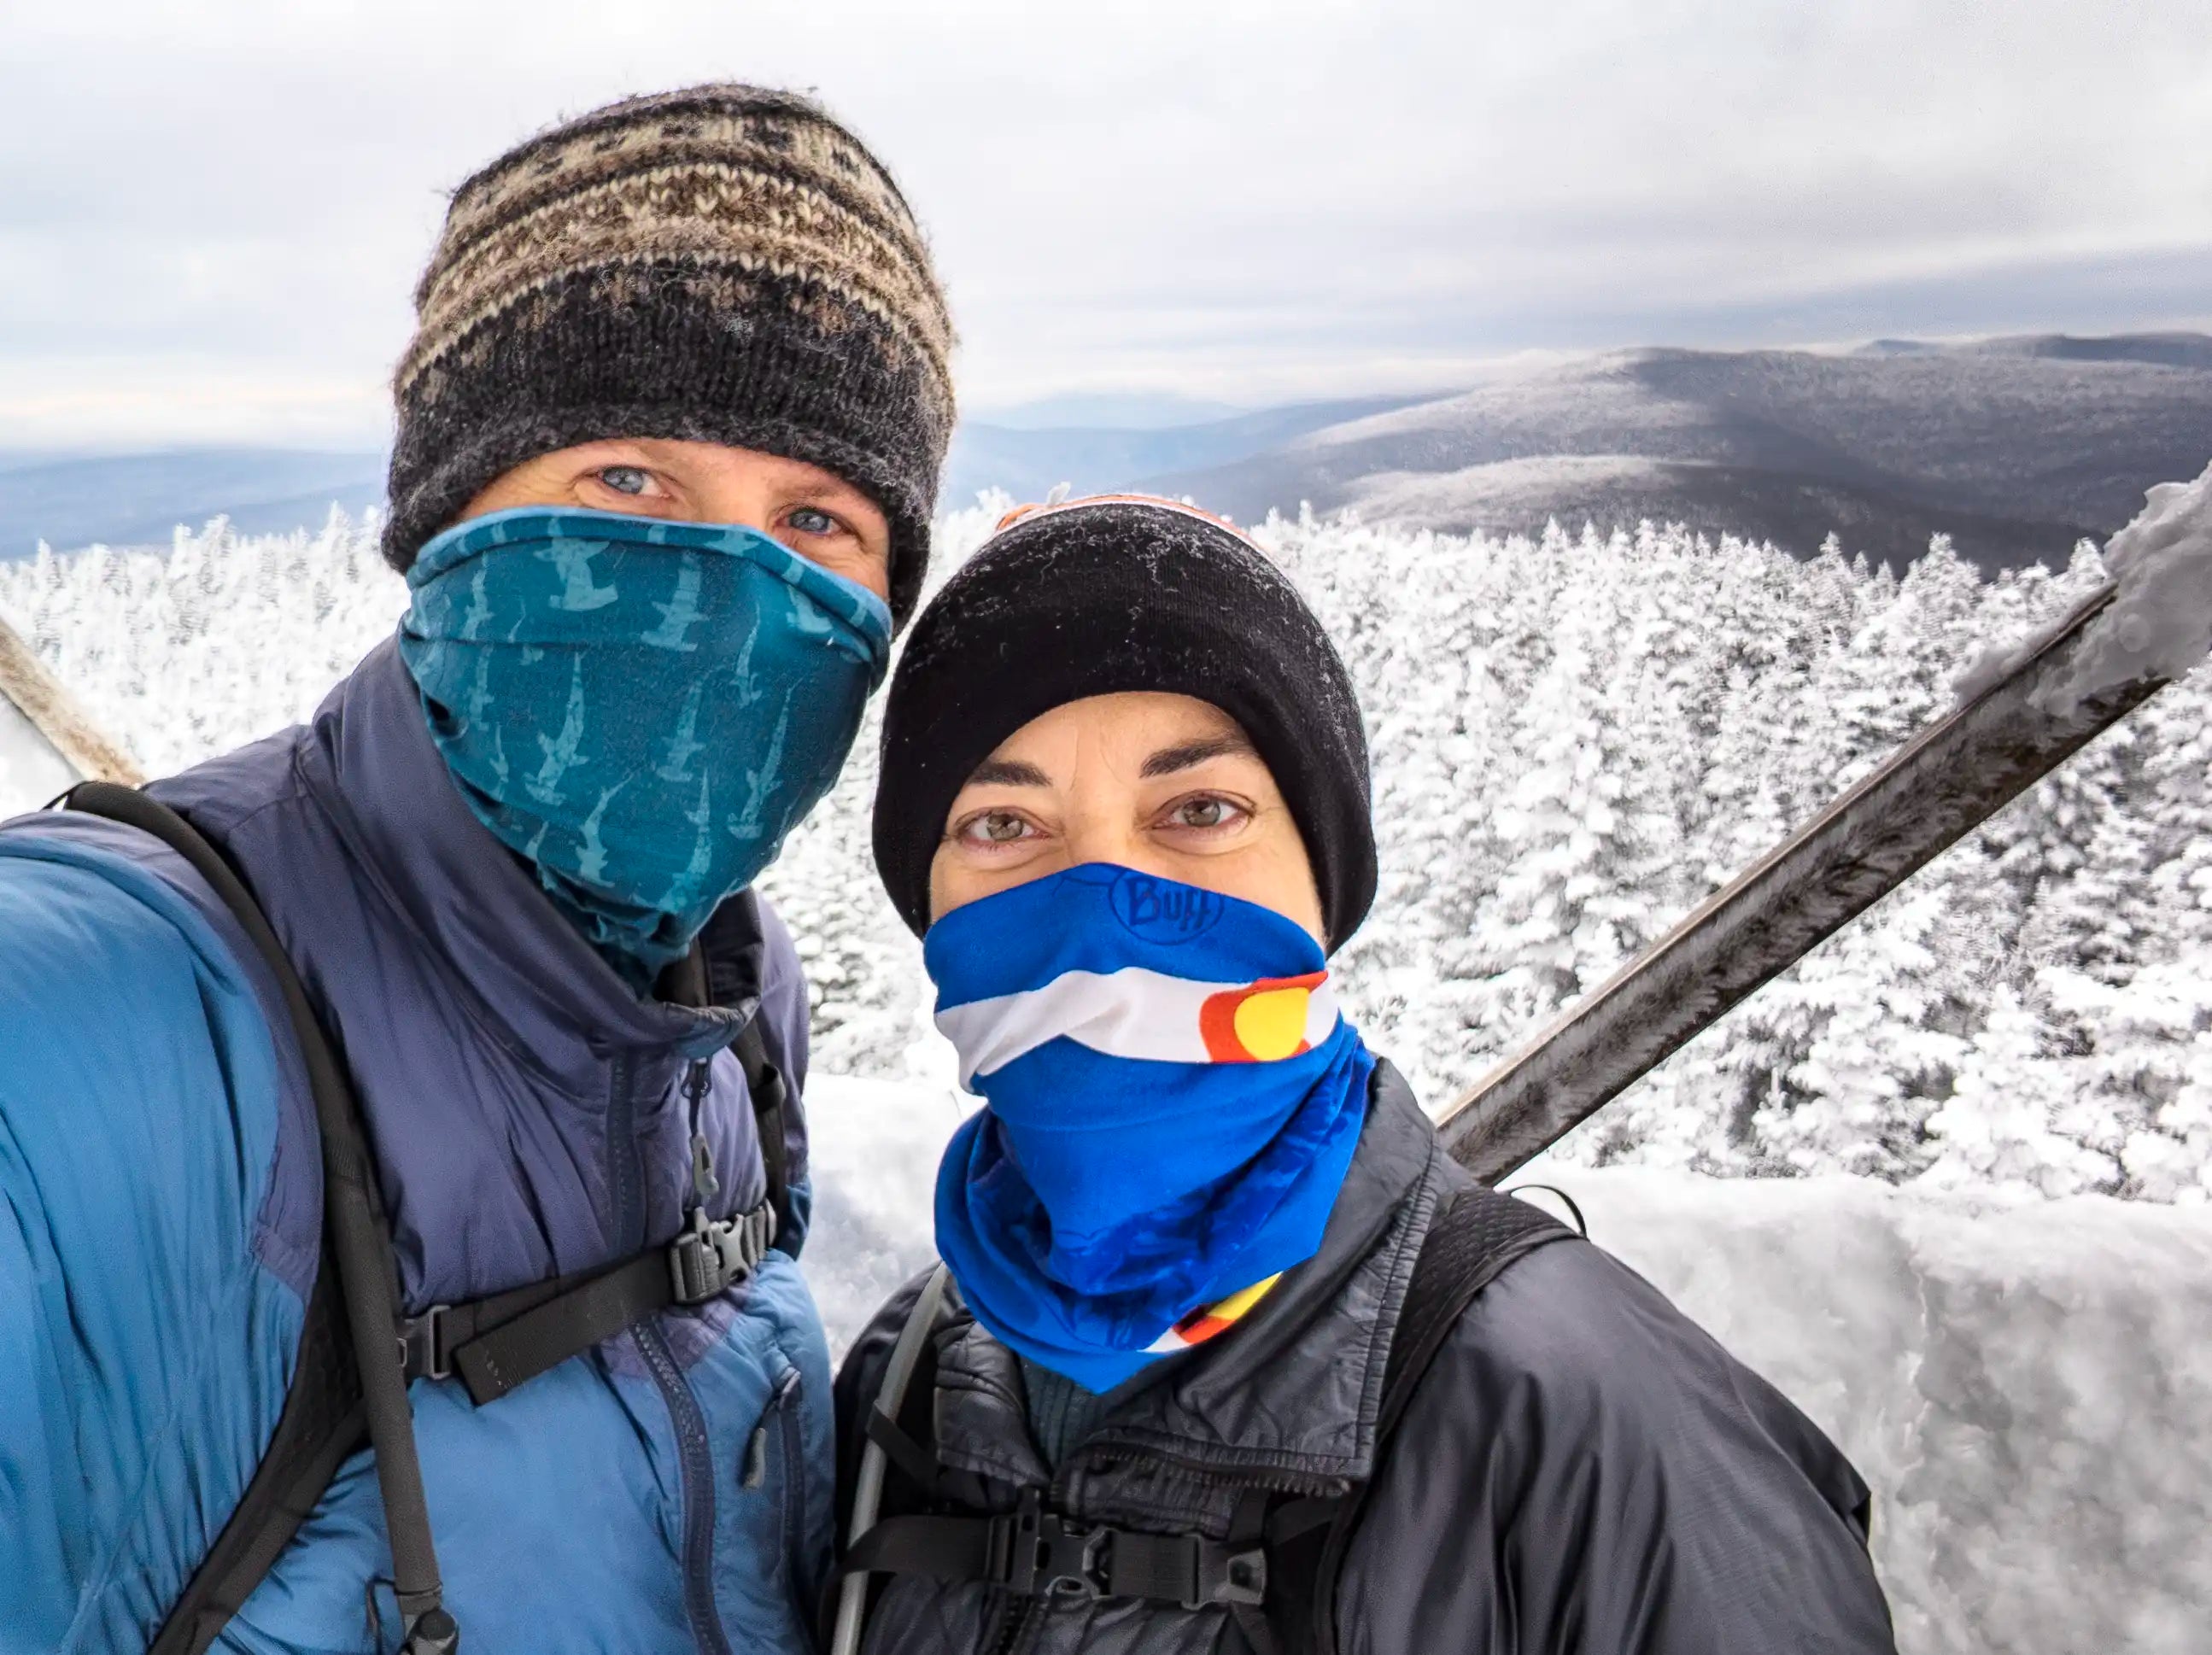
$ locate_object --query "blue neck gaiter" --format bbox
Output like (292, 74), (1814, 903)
(928, 864), (1373, 1391)
(398, 506), (892, 990)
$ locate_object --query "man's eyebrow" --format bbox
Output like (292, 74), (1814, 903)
(1141, 733), (1256, 778)
(965, 757), (1051, 787)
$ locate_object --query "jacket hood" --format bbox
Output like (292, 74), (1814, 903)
(148, 635), (812, 1309)
(291, 636), (749, 1070)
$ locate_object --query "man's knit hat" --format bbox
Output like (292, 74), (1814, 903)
(383, 85), (955, 623)
(872, 496), (1378, 950)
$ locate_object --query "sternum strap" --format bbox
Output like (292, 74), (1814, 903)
(399, 1201), (776, 1405)
(840, 1493), (1267, 1612)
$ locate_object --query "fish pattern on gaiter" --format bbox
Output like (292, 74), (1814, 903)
(400, 506), (892, 983)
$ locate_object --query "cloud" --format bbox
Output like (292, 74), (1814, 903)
(2, 0), (2208, 442)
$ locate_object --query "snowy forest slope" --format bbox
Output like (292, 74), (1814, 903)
(4, 498), (2210, 1202)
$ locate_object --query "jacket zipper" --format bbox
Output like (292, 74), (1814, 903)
(984, 1594), (1039, 1655)
(1053, 1442), (1349, 1506)
(641, 1319), (734, 1655)
(770, 1366), (812, 1618)
(615, 1052), (735, 1655)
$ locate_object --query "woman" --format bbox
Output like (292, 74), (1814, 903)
(833, 496), (1896, 1653)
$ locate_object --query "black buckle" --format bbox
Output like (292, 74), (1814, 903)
(1191, 1542), (1267, 1610)
(998, 1494), (1112, 1599)
(985, 1492), (1270, 1609)
(395, 1306), (454, 1383)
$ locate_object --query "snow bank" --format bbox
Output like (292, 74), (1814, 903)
(803, 1072), (970, 1345)
(1952, 459), (2212, 708)
(2045, 459), (2212, 714)
(802, 1071), (2212, 1655)
(1530, 1166), (2212, 1655)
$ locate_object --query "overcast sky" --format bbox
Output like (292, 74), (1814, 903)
(4, 0), (2209, 449)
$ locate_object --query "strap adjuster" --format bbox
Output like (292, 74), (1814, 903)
(986, 1490), (1268, 1609)
(395, 1306), (454, 1383)
(667, 1202), (777, 1304)
(998, 1495), (1112, 1599)
(1191, 1540), (1268, 1610)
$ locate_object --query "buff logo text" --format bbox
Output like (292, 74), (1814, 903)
(1110, 873), (1226, 943)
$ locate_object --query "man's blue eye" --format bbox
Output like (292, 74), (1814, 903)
(788, 506), (837, 535)
(598, 466), (649, 495)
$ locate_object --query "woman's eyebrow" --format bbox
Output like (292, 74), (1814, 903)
(967, 758), (1051, 787)
(1141, 733), (1256, 777)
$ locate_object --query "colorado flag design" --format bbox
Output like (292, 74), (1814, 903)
(935, 967), (1341, 1091)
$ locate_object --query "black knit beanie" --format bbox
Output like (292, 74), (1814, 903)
(383, 85), (955, 624)
(872, 498), (1378, 950)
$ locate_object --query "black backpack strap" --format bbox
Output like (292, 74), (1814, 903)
(149, 1240), (362, 1655)
(1296, 1183), (1577, 1655)
(390, 979), (786, 1405)
(63, 782), (460, 1655)
(394, 1196), (778, 1404)
(730, 1014), (793, 1234)
(830, 1266), (953, 1655)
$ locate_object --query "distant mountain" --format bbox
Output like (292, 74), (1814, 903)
(970, 391), (1248, 430)
(1140, 335), (2212, 570)
(1960, 330), (2212, 371)
(0, 449), (386, 558)
(10, 332), (2208, 570)
(939, 395), (1428, 512)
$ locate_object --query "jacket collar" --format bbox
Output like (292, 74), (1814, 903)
(296, 637), (743, 1069)
(932, 1062), (1444, 1492)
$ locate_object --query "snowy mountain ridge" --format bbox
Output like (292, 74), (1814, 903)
(1142, 336), (2212, 572)
(3, 497), (2209, 1202)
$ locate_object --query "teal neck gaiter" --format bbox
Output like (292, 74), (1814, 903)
(398, 506), (892, 991)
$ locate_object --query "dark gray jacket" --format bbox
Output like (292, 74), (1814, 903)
(834, 1065), (1895, 1655)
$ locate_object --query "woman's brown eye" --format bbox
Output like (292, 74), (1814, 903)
(1179, 798), (1229, 828)
(963, 811), (1030, 845)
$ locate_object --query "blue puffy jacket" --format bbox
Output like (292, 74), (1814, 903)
(0, 639), (833, 1654)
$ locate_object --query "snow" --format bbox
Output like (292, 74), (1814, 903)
(7, 498), (2212, 1201)
(0, 686), (79, 816)
(0, 512), (407, 778)
(1525, 1165), (2212, 1655)
(802, 1072), (969, 1347)
(1952, 459), (2212, 708)
(2045, 459), (2212, 713)
(7, 496), (2211, 1651)
(801, 1069), (2212, 1655)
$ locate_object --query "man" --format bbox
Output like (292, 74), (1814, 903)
(834, 496), (1896, 1653)
(0, 85), (952, 1653)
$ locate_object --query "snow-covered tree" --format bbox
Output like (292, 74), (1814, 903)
(8, 497), (2210, 1202)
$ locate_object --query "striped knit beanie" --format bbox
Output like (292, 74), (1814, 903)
(383, 85), (956, 623)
